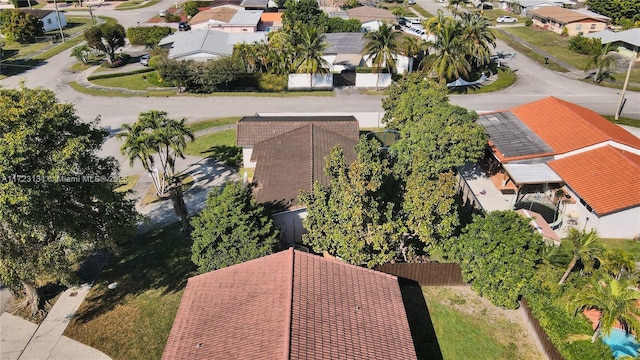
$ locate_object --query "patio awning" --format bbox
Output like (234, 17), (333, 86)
(503, 163), (562, 185)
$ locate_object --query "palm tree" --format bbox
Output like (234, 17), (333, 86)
(400, 37), (421, 73)
(447, 0), (466, 19)
(420, 15), (471, 82)
(585, 44), (616, 83)
(293, 26), (330, 90)
(602, 249), (636, 281)
(71, 44), (91, 65)
(458, 12), (496, 67)
(117, 110), (195, 231)
(364, 23), (399, 90)
(569, 277), (640, 343)
(558, 228), (605, 285)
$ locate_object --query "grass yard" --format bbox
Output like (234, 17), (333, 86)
(422, 287), (543, 360)
(187, 116), (241, 133)
(115, 0), (162, 9)
(493, 29), (568, 72)
(602, 238), (640, 259)
(603, 115), (640, 128)
(501, 27), (592, 70)
(115, 174), (141, 193)
(611, 68), (640, 84)
(409, 4), (433, 18)
(474, 9), (527, 23)
(90, 73), (160, 91)
(64, 223), (195, 360)
(184, 129), (241, 168)
(448, 68), (517, 94)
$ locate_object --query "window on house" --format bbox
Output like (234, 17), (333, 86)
(590, 24), (596, 29)
(47, 19), (52, 24)
(576, 24), (582, 30)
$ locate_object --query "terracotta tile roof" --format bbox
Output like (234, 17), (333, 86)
(260, 12), (283, 22)
(252, 125), (358, 207)
(510, 97), (640, 155)
(528, 6), (609, 24)
(236, 115), (360, 146)
(162, 249), (418, 360)
(548, 146), (640, 215)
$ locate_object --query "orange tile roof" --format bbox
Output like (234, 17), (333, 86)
(529, 6), (608, 25)
(548, 146), (640, 215)
(260, 12), (282, 22)
(510, 97), (640, 155)
(162, 249), (418, 360)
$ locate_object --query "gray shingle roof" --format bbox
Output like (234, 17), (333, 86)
(159, 30), (266, 59)
(586, 28), (640, 48)
(324, 32), (366, 54)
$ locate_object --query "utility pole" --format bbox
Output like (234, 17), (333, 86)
(53, 0), (66, 43)
(615, 47), (637, 120)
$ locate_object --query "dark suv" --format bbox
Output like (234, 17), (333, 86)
(178, 21), (190, 31)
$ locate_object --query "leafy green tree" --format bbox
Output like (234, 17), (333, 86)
(601, 249), (636, 281)
(364, 22), (399, 90)
(322, 17), (362, 33)
(126, 26), (172, 47)
(447, 0), (466, 18)
(301, 139), (404, 268)
(182, 1), (200, 17)
(451, 211), (544, 309)
(117, 110), (194, 231)
(0, 86), (137, 316)
(569, 277), (640, 342)
(190, 182), (279, 273)
(282, 0), (326, 29)
(558, 228), (605, 285)
(293, 26), (330, 89)
(70, 44), (92, 64)
(84, 22), (126, 63)
(0, 10), (43, 44)
(585, 0), (640, 26)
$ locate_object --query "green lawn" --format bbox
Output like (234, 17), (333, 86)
(115, 0), (162, 10)
(90, 73), (158, 91)
(602, 238), (640, 260)
(502, 26), (592, 70)
(64, 224), (195, 360)
(422, 287), (542, 360)
(474, 9), (528, 23)
(409, 4), (433, 18)
(603, 115), (640, 128)
(448, 68), (517, 94)
(187, 117), (241, 133)
(612, 68), (640, 84)
(493, 29), (568, 72)
(184, 129), (241, 167)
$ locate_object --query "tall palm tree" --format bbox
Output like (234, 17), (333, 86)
(558, 228), (605, 285)
(117, 110), (195, 231)
(364, 22), (399, 90)
(420, 15), (470, 82)
(569, 277), (640, 343)
(293, 26), (330, 89)
(458, 12), (496, 67)
(585, 44), (616, 83)
(447, 0), (466, 19)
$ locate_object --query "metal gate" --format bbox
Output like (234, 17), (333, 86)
(333, 71), (356, 87)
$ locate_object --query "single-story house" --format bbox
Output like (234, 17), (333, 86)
(323, 32), (412, 74)
(16, 9), (67, 33)
(0, 0), (15, 9)
(188, 5), (262, 33)
(346, 6), (396, 25)
(493, 0), (575, 15)
(528, 6), (608, 36)
(586, 28), (640, 59)
(161, 248), (418, 360)
(158, 29), (266, 61)
(239, 0), (268, 10)
(236, 115), (360, 244)
(468, 96), (640, 238)
(258, 11), (282, 31)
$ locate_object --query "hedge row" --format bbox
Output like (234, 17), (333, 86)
(87, 68), (154, 80)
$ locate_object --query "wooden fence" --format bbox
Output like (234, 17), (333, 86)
(376, 263), (468, 286)
(520, 297), (565, 360)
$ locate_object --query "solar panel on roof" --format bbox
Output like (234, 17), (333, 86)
(478, 111), (554, 158)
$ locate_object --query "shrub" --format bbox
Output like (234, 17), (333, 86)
(148, 55), (163, 69)
(87, 68), (154, 80)
(257, 73), (287, 91)
(561, 26), (569, 37)
(525, 19), (533, 26)
(568, 34), (602, 55)
(126, 26), (172, 46)
(165, 14), (181, 23)
(182, 1), (213, 17)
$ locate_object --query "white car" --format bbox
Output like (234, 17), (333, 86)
(496, 16), (518, 23)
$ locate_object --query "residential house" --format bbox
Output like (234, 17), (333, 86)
(258, 11), (282, 31)
(346, 6), (396, 31)
(492, 0), (575, 15)
(323, 32), (412, 74)
(16, 9), (67, 33)
(461, 97), (640, 238)
(528, 6), (608, 36)
(158, 29), (266, 61)
(236, 115), (359, 244)
(188, 5), (262, 33)
(161, 248), (418, 360)
(239, 0), (269, 10)
(586, 28), (640, 59)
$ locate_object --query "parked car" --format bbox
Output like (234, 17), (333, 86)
(407, 0), (415, 4)
(159, 10), (167, 17)
(398, 17), (407, 25)
(496, 16), (518, 23)
(140, 54), (150, 66)
(178, 21), (190, 31)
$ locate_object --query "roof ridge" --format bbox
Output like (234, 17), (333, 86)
(607, 145), (640, 168)
(283, 247), (295, 360)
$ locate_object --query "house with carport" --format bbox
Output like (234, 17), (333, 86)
(586, 28), (640, 60)
(460, 97), (640, 239)
(158, 29), (266, 61)
(188, 5), (262, 33)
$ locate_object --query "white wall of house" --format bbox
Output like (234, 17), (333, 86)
(361, 20), (381, 32)
(256, 111), (386, 128)
(42, 12), (67, 33)
(288, 74), (333, 90)
(355, 73), (392, 88)
(173, 52), (223, 61)
(272, 207), (307, 246)
(207, 23), (257, 33)
(242, 147), (255, 168)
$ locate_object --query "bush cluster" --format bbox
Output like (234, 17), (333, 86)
(126, 26), (172, 46)
(155, 56), (247, 93)
(257, 73), (287, 91)
(568, 35), (602, 55)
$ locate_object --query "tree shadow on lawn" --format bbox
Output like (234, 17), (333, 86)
(1, 58), (46, 77)
(69, 222), (196, 324)
(199, 145), (241, 169)
(399, 278), (444, 360)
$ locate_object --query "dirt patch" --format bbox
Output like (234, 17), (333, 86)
(423, 286), (545, 360)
